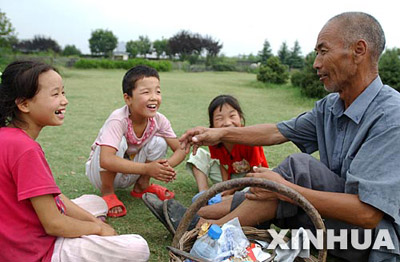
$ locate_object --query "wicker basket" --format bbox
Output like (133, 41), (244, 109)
(167, 177), (327, 262)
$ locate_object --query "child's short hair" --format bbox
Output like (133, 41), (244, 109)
(208, 94), (245, 128)
(122, 65), (160, 96)
(0, 60), (56, 127)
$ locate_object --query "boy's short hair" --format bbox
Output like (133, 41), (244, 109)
(122, 65), (160, 96)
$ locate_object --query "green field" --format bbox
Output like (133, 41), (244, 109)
(38, 69), (317, 261)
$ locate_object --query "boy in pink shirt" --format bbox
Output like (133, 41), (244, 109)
(86, 65), (186, 217)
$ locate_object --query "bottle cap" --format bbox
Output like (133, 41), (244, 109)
(208, 224), (222, 239)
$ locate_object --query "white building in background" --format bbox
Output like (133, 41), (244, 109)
(113, 42), (129, 60)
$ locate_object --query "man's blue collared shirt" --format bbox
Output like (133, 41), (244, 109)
(277, 76), (400, 260)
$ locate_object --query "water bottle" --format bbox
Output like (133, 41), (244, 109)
(192, 191), (222, 206)
(190, 224), (223, 261)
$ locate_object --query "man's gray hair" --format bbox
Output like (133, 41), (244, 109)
(329, 12), (386, 63)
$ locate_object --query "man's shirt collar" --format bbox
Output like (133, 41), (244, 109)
(331, 76), (383, 124)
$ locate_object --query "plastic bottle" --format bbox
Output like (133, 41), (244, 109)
(190, 224), (223, 261)
(192, 191), (222, 206)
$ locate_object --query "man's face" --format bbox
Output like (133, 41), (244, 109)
(313, 21), (357, 95)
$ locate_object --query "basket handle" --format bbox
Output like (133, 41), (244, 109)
(171, 177), (327, 262)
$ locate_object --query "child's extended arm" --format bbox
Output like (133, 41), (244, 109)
(100, 145), (176, 182)
(31, 194), (116, 237)
(220, 165), (229, 181)
(165, 137), (187, 167)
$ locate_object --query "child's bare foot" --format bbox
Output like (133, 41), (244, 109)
(109, 206), (123, 215)
(102, 194), (127, 217)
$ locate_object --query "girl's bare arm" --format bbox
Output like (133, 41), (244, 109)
(31, 194), (116, 238)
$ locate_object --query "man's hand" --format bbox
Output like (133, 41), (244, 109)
(179, 126), (223, 154)
(221, 188), (238, 197)
(245, 167), (293, 203)
(145, 159), (176, 182)
(246, 167), (286, 183)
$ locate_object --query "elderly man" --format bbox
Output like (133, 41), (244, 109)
(176, 12), (399, 262)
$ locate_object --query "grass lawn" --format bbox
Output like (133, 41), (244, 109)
(38, 68), (319, 261)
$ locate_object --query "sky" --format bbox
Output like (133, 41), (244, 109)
(1, 0), (399, 57)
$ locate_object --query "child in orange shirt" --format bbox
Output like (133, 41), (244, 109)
(186, 95), (269, 202)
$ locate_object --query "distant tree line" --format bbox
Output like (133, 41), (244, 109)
(2, 9), (400, 98)
(87, 29), (223, 64)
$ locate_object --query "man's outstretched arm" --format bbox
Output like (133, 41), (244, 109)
(179, 123), (288, 154)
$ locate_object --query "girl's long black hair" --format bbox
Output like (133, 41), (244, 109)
(0, 60), (56, 127)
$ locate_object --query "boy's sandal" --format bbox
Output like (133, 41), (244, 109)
(131, 183), (175, 201)
(142, 193), (175, 235)
(102, 194), (127, 218)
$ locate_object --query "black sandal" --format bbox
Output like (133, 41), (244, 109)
(163, 198), (200, 235)
(142, 193), (175, 235)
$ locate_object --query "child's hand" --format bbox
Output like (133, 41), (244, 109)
(99, 222), (117, 236)
(162, 161), (177, 181)
(146, 159), (176, 182)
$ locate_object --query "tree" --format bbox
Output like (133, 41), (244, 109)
(62, 45), (81, 56)
(202, 35), (223, 66)
(125, 40), (140, 58)
(32, 35), (61, 53)
(379, 48), (400, 91)
(168, 31), (222, 64)
(278, 41), (290, 66)
(153, 38), (169, 58)
(291, 52), (327, 98)
(14, 35), (61, 53)
(0, 10), (16, 48)
(202, 35), (223, 57)
(89, 29), (118, 57)
(288, 40), (304, 69)
(258, 39), (273, 64)
(257, 56), (289, 84)
(137, 35), (151, 58)
(168, 30), (203, 62)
